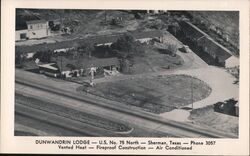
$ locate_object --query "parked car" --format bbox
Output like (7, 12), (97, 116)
(179, 45), (191, 53)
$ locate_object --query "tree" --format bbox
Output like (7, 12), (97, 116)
(78, 41), (95, 58)
(111, 33), (145, 57)
(33, 50), (52, 63)
(15, 51), (25, 67)
(167, 44), (178, 57)
(110, 33), (143, 73)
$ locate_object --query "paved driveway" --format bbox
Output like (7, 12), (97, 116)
(160, 66), (238, 121)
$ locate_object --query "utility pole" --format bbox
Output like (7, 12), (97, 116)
(60, 55), (63, 77)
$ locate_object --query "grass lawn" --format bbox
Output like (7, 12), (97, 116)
(79, 74), (211, 114)
(189, 105), (238, 136)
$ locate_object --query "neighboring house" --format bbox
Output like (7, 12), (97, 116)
(26, 20), (50, 39)
(16, 19), (28, 41)
(16, 19), (50, 41)
(133, 30), (163, 43)
(225, 56), (239, 68)
(16, 29), (28, 41)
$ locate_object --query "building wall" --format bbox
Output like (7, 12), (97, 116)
(15, 29), (28, 41)
(198, 37), (232, 64)
(27, 22), (50, 39)
(225, 56), (239, 68)
(28, 28), (50, 39)
(180, 21), (232, 65)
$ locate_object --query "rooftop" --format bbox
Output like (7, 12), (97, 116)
(26, 19), (47, 25)
(16, 30), (163, 53)
(181, 21), (237, 59)
(55, 57), (120, 71)
(38, 63), (59, 71)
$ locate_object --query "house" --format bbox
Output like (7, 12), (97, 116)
(16, 29), (29, 41)
(133, 30), (163, 43)
(59, 57), (120, 78)
(38, 57), (120, 78)
(26, 20), (50, 39)
(16, 19), (50, 41)
(225, 56), (239, 68)
(16, 20), (28, 41)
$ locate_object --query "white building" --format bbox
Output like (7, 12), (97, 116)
(16, 19), (50, 41)
(15, 29), (29, 41)
(26, 20), (50, 39)
(225, 56), (239, 68)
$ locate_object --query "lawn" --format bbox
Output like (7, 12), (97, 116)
(189, 105), (238, 136)
(79, 74), (211, 114)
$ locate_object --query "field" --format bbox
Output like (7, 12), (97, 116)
(16, 9), (140, 44)
(79, 74), (211, 114)
(189, 11), (239, 44)
(189, 105), (238, 136)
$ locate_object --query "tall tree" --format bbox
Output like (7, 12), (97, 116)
(111, 33), (144, 73)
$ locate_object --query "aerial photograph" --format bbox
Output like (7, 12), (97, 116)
(15, 9), (239, 137)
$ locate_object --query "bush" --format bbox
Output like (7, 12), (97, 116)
(167, 44), (178, 56)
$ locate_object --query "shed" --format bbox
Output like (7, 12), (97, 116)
(225, 56), (239, 68)
(38, 63), (60, 77)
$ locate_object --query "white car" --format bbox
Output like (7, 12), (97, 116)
(179, 45), (191, 53)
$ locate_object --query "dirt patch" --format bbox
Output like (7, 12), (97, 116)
(78, 74), (211, 114)
(189, 105), (238, 136)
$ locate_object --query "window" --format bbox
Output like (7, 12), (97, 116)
(20, 33), (27, 39)
(29, 25), (33, 29)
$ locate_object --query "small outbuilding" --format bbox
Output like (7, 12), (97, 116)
(225, 56), (239, 68)
(38, 63), (60, 77)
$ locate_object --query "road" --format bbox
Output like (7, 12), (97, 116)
(15, 70), (237, 138)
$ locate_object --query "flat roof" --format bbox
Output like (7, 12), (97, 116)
(38, 63), (58, 71)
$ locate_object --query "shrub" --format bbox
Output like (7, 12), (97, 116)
(167, 44), (178, 56)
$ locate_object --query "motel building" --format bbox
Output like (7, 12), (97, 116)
(37, 57), (120, 78)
